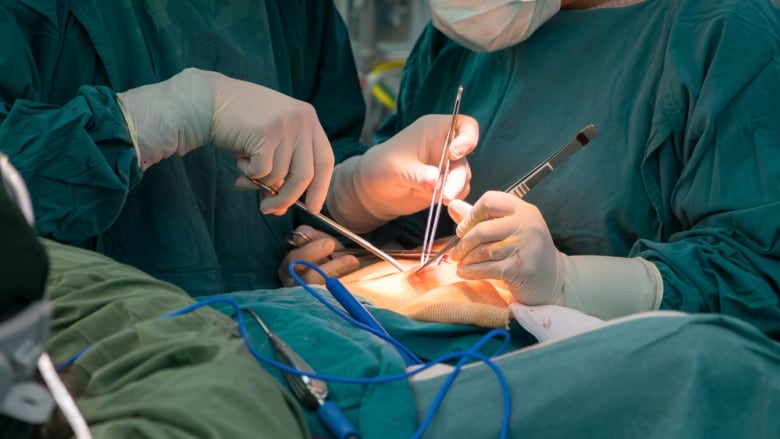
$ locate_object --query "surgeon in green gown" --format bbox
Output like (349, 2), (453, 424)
(358, 0), (780, 338)
(0, 0), (478, 296)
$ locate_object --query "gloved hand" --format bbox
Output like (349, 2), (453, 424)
(448, 191), (564, 306)
(447, 191), (664, 319)
(116, 68), (334, 215)
(278, 225), (361, 287)
(326, 114), (479, 233)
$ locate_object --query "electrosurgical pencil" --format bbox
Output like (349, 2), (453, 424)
(415, 124), (598, 273)
(243, 308), (361, 439)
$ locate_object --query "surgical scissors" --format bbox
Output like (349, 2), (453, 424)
(419, 84), (464, 267)
(415, 124), (599, 273)
(250, 179), (405, 272)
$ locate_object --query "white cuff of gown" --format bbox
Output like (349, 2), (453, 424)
(560, 255), (663, 320)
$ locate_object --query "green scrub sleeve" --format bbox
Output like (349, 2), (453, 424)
(41, 238), (309, 438)
(633, 16), (780, 338)
(0, 86), (142, 245)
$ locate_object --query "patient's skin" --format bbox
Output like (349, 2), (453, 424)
(339, 253), (513, 313)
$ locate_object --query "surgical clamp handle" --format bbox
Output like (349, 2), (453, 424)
(250, 179), (405, 272)
(415, 124), (599, 273)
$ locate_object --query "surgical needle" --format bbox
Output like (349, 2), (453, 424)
(415, 124), (599, 274)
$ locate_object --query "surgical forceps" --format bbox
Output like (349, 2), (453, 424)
(284, 230), (426, 260)
(241, 309), (360, 439)
(419, 84), (464, 267)
(415, 124), (599, 273)
(250, 179), (405, 272)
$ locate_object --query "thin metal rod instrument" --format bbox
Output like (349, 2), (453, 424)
(420, 84), (464, 267)
(251, 179), (405, 272)
(242, 309), (360, 439)
(285, 231), (427, 259)
(415, 124), (599, 273)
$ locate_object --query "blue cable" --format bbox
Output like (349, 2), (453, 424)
(56, 281), (514, 438)
(287, 260), (512, 438)
(288, 259), (423, 366)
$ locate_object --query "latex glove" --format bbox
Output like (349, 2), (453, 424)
(326, 114), (479, 233)
(278, 225), (361, 287)
(448, 191), (663, 319)
(116, 68), (334, 214)
(509, 303), (605, 343)
(448, 191), (564, 306)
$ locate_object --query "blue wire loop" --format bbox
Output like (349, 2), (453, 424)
(55, 261), (514, 438)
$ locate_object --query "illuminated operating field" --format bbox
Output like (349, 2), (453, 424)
(339, 243), (514, 329)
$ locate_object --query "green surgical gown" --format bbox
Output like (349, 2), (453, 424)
(38, 238), (311, 439)
(0, 0), (367, 296)
(376, 0), (780, 337)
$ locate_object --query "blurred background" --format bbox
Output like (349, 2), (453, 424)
(333, 0), (432, 143)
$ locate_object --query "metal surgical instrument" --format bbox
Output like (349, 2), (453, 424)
(285, 231), (427, 259)
(415, 124), (599, 273)
(250, 179), (405, 272)
(419, 85), (464, 267)
(241, 309), (360, 439)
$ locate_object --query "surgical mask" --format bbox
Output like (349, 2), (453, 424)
(429, 0), (561, 52)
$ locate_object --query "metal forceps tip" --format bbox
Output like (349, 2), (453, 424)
(415, 124), (598, 274)
(419, 84), (464, 267)
(250, 179), (405, 272)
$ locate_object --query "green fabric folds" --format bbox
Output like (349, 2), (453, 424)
(409, 313), (780, 438)
(210, 289), (419, 439)
(0, 0), (367, 295)
(41, 238), (309, 439)
(375, 0), (780, 337)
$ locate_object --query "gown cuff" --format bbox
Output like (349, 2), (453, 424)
(560, 255), (663, 320)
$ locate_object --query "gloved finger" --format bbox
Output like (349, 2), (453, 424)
(286, 253), (361, 286)
(447, 199), (473, 225)
(455, 254), (516, 283)
(454, 191), (519, 236)
(459, 238), (522, 266)
(303, 125), (335, 214)
(259, 137), (311, 215)
(237, 136), (278, 179)
(317, 254), (361, 279)
(293, 225), (346, 251)
(261, 133), (296, 193)
(453, 214), (519, 260)
(448, 114), (479, 160)
(278, 238), (337, 286)
(290, 238), (337, 264)
(441, 159), (471, 202)
(235, 155), (273, 188)
(234, 174), (262, 191)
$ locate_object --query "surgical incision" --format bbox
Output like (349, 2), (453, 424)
(340, 254), (514, 328)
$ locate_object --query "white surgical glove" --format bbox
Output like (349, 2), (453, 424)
(116, 67), (334, 214)
(278, 225), (361, 287)
(326, 114), (479, 233)
(448, 191), (663, 320)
